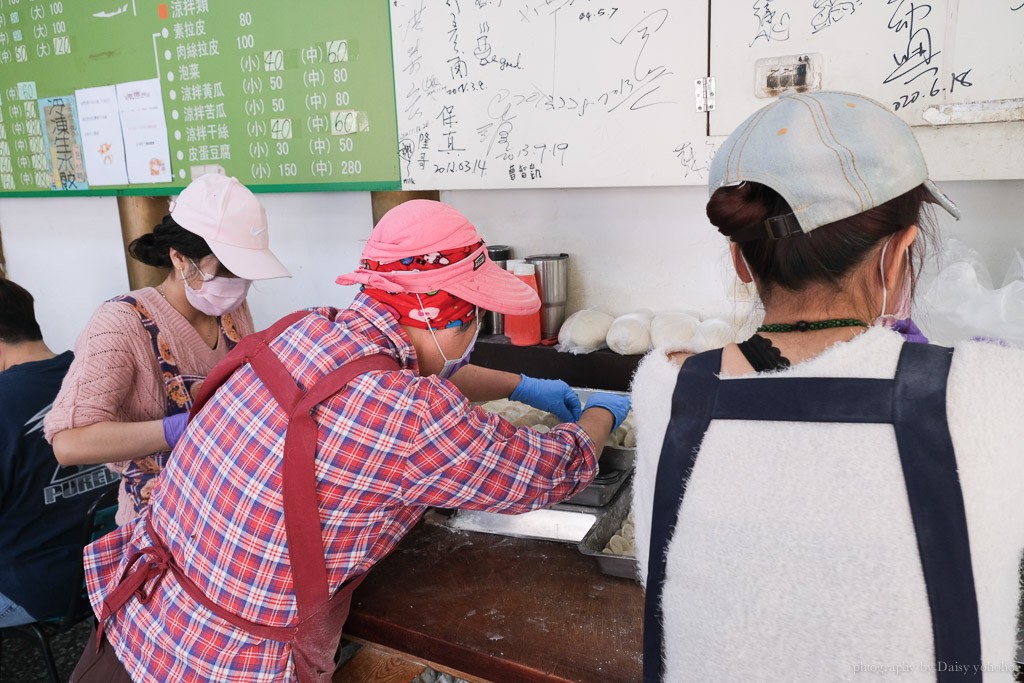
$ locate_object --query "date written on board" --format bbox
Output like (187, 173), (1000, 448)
(892, 70), (973, 111)
(579, 8), (619, 21)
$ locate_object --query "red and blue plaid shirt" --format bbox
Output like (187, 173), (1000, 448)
(84, 294), (597, 682)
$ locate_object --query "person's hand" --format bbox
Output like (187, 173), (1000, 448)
(583, 393), (631, 432)
(891, 317), (929, 344)
(162, 413), (189, 449)
(509, 375), (582, 422)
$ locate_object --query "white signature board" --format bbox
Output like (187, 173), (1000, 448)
(390, 0), (711, 189)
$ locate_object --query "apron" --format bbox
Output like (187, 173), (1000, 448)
(643, 342), (982, 682)
(96, 311), (399, 682)
(113, 295), (241, 514)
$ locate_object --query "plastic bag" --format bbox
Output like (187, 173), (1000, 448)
(555, 309), (615, 355)
(917, 240), (1024, 347)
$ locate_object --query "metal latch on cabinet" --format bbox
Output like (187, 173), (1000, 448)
(695, 77), (716, 112)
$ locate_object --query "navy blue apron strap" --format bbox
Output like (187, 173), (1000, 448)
(643, 349), (723, 683)
(893, 343), (981, 680)
(713, 377), (893, 423)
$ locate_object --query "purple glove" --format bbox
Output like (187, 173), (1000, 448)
(891, 317), (929, 344)
(162, 413), (189, 449)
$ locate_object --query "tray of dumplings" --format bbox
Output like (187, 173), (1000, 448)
(578, 480), (638, 580)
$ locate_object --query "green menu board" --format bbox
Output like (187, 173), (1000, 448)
(0, 0), (400, 196)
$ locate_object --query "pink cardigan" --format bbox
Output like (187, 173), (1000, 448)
(44, 287), (254, 524)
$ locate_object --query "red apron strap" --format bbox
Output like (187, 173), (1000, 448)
(190, 310), (311, 420)
(283, 354), (399, 619)
(97, 514), (298, 648)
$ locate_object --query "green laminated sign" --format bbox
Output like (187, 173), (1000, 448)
(0, 0), (400, 196)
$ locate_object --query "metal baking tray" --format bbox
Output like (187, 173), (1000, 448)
(599, 444), (634, 472)
(562, 467), (629, 507)
(578, 480), (639, 581)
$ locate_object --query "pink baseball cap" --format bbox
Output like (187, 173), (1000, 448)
(335, 200), (540, 315)
(169, 174), (291, 280)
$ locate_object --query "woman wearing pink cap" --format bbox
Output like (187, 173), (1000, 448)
(45, 174), (290, 525)
(70, 199), (629, 682)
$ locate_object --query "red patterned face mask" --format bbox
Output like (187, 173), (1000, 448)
(360, 241), (482, 330)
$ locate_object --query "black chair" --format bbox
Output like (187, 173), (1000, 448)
(0, 483), (119, 683)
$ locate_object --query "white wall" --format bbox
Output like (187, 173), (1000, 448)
(2, 179), (1022, 352)
(444, 179), (1024, 319)
(0, 196), (128, 353)
(0, 192), (372, 352)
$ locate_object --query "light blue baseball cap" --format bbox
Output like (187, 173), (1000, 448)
(709, 90), (959, 241)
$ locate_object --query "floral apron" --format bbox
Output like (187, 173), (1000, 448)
(112, 295), (239, 516)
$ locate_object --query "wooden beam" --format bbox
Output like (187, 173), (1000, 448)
(116, 195), (171, 290)
(333, 643), (427, 683)
(340, 639), (493, 683)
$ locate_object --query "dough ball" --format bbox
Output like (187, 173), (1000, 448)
(557, 309), (615, 355)
(606, 313), (653, 355)
(689, 318), (736, 351)
(650, 311), (701, 349)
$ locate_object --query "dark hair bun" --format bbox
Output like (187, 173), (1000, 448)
(706, 182), (788, 240)
(127, 215), (212, 268)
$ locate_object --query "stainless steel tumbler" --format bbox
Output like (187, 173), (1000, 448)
(485, 245), (512, 335)
(525, 253), (569, 340)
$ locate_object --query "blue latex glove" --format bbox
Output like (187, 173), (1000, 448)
(583, 393), (632, 433)
(509, 374), (582, 422)
(162, 413), (189, 449)
(891, 317), (929, 344)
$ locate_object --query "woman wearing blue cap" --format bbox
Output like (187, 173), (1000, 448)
(631, 91), (1024, 681)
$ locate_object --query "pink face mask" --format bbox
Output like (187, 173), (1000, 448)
(183, 259), (251, 316)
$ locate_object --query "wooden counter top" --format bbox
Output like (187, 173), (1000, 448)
(345, 518), (643, 683)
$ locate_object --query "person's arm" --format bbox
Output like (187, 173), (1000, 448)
(399, 378), (629, 514)
(448, 364), (520, 402)
(45, 302), (167, 465)
(451, 365), (583, 422)
(577, 401), (617, 449)
(52, 419), (170, 466)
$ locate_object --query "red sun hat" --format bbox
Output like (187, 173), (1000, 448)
(335, 200), (540, 316)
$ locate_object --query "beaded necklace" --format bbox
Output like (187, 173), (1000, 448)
(756, 318), (868, 333)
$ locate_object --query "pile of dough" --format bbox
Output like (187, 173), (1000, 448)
(605, 312), (654, 355)
(689, 317), (736, 350)
(650, 311), (701, 349)
(603, 511), (635, 557)
(556, 309), (615, 355)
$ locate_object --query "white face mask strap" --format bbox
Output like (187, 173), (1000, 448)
(414, 293), (451, 363)
(878, 236), (893, 319)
